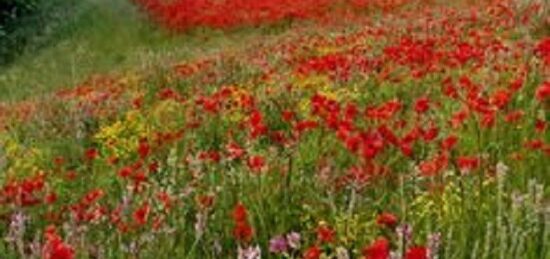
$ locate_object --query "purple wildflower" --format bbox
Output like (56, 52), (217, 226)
(269, 235), (288, 253)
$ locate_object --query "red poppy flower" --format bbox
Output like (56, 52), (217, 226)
(525, 139), (544, 150)
(282, 110), (295, 122)
(441, 135), (458, 150)
(378, 125), (399, 146)
(82, 189), (104, 206)
(65, 171), (77, 181)
(148, 161), (159, 173)
(45, 239), (74, 259)
(232, 203), (248, 222)
(85, 148), (99, 161)
(406, 246), (428, 259)
(304, 245), (322, 259)
(107, 155), (119, 165)
(132, 96), (144, 109)
(442, 78), (458, 99)
(535, 119), (546, 133)
(414, 97), (430, 114)
(133, 202), (150, 226)
(422, 126), (439, 142)
(457, 156), (480, 172)
(250, 110), (263, 126)
(535, 81), (550, 102)
(399, 142), (414, 157)
(53, 156), (65, 167)
(247, 155), (266, 173)
(295, 120), (319, 133)
(490, 89), (511, 109)
(118, 166), (133, 178)
(158, 88), (178, 100)
(44, 192), (57, 205)
(481, 111), (496, 129)
(505, 110), (524, 123)
(376, 212), (398, 228)
(226, 142), (245, 160)
(138, 139), (151, 159)
(233, 222), (253, 242)
(316, 225), (335, 243)
(534, 37), (550, 66)
(362, 237), (390, 259)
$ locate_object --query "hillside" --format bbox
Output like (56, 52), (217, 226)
(0, 1), (549, 258)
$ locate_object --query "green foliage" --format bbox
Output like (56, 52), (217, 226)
(0, 0), (82, 65)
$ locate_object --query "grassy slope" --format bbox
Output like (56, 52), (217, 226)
(0, 0), (272, 101)
(0, 1), (548, 258)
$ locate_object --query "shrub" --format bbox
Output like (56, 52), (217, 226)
(0, 0), (78, 65)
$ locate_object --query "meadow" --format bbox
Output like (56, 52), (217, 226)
(0, 0), (549, 258)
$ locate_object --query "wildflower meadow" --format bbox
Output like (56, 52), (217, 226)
(0, 0), (549, 258)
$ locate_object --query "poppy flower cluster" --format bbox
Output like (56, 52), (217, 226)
(133, 0), (412, 31)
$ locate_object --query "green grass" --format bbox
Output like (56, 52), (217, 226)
(0, 0), (275, 102)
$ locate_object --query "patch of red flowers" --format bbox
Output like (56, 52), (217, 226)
(232, 202), (254, 243)
(42, 226), (75, 259)
(133, 0), (412, 31)
(0, 175), (45, 207)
